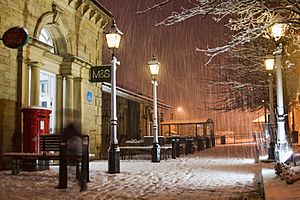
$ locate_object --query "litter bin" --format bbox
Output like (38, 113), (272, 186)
(197, 137), (204, 151)
(221, 135), (226, 145)
(205, 137), (211, 149)
(268, 142), (275, 160)
(185, 138), (193, 154)
(211, 136), (215, 147)
(144, 136), (153, 146)
(158, 136), (165, 146)
(292, 131), (299, 144)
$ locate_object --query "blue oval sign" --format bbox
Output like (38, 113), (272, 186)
(87, 90), (93, 103)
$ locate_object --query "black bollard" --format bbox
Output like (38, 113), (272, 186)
(211, 136), (215, 147)
(175, 138), (180, 157)
(80, 136), (89, 191)
(185, 138), (190, 155)
(268, 142), (275, 160)
(198, 137), (204, 151)
(171, 139), (176, 159)
(189, 139), (194, 154)
(59, 141), (67, 189)
(205, 137), (211, 149)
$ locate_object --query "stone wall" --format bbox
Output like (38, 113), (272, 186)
(0, 0), (112, 168)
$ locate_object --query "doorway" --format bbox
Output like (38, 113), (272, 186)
(40, 70), (56, 133)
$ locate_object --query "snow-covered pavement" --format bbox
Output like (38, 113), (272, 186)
(0, 144), (263, 200)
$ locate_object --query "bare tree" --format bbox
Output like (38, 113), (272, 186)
(137, 0), (300, 112)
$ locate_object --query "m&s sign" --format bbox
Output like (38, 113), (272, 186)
(90, 65), (111, 82)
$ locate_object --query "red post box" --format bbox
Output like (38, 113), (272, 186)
(21, 106), (52, 153)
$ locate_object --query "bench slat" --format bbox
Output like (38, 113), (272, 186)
(40, 134), (61, 153)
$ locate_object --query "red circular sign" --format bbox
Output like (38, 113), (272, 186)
(2, 26), (29, 49)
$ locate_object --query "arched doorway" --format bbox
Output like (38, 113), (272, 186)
(37, 28), (56, 133)
(30, 18), (68, 133)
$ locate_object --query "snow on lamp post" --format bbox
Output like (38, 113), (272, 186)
(148, 55), (161, 162)
(265, 56), (276, 159)
(269, 23), (292, 162)
(106, 19), (123, 173)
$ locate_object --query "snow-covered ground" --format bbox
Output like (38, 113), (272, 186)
(0, 144), (264, 200)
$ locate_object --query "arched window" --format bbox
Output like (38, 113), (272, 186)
(39, 28), (55, 53)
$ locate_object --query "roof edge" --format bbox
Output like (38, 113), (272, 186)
(92, 0), (113, 18)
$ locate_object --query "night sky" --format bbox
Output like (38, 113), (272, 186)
(98, 0), (262, 135)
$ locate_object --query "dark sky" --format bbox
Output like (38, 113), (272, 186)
(98, 0), (262, 134)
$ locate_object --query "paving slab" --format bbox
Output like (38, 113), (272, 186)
(262, 165), (300, 200)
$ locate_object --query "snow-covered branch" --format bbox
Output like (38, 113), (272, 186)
(136, 0), (300, 112)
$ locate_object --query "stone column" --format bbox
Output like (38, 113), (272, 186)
(23, 63), (30, 106)
(64, 76), (74, 127)
(30, 62), (42, 106)
(73, 77), (82, 130)
(55, 74), (64, 133)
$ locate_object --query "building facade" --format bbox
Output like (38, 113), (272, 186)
(0, 0), (173, 168)
(0, 0), (112, 169)
(100, 83), (171, 158)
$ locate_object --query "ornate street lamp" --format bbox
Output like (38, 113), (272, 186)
(265, 56), (276, 159)
(148, 55), (161, 162)
(269, 23), (292, 162)
(265, 57), (274, 71)
(105, 19), (123, 173)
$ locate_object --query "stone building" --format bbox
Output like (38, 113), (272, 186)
(100, 83), (170, 158)
(0, 0), (112, 169)
(0, 0), (172, 168)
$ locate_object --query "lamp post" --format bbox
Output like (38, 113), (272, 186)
(148, 55), (161, 162)
(270, 23), (291, 162)
(265, 56), (276, 159)
(105, 20), (123, 173)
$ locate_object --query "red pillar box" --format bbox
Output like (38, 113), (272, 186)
(21, 106), (52, 153)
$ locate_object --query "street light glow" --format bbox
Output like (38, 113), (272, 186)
(270, 23), (285, 41)
(265, 57), (275, 71)
(106, 20), (123, 50)
(148, 55), (160, 79)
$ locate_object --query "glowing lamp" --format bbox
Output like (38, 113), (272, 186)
(106, 20), (123, 50)
(148, 55), (160, 79)
(270, 23), (286, 41)
(265, 57), (275, 71)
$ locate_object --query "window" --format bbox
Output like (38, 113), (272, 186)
(41, 81), (48, 94)
(39, 28), (55, 53)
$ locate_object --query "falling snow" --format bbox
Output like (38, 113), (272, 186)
(98, 0), (268, 136)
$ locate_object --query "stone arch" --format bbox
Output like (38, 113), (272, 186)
(33, 6), (70, 56)
(206, 118), (214, 124)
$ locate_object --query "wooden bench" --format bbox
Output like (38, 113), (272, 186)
(120, 145), (173, 160)
(4, 134), (61, 174)
(3, 134), (89, 190)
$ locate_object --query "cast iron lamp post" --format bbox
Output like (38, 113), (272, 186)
(106, 20), (123, 173)
(270, 23), (290, 162)
(265, 56), (276, 159)
(148, 55), (161, 162)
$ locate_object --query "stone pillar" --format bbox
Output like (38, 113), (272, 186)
(73, 77), (82, 130)
(23, 63), (30, 106)
(56, 74), (64, 133)
(30, 62), (42, 106)
(64, 76), (74, 127)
